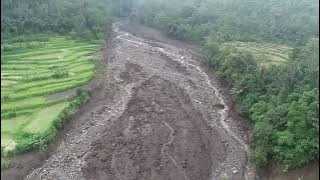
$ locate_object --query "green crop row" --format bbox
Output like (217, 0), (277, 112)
(1, 35), (101, 157)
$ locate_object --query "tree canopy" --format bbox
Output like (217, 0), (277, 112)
(119, 0), (319, 45)
(1, 0), (113, 39)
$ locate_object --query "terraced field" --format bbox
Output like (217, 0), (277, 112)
(224, 41), (293, 66)
(1, 36), (101, 155)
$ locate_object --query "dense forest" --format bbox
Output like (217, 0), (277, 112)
(1, 0), (113, 40)
(206, 37), (319, 170)
(113, 0), (320, 171)
(1, 0), (319, 172)
(114, 0), (319, 45)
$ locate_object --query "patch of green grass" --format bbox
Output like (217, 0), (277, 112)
(1, 97), (50, 115)
(0, 134), (16, 156)
(23, 103), (68, 134)
(1, 80), (17, 86)
(224, 41), (292, 66)
(1, 134), (14, 148)
(1, 115), (30, 134)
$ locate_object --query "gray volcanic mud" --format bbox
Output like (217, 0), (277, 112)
(83, 76), (223, 180)
(26, 21), (253, 180)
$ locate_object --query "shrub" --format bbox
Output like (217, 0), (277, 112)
(250, 147), (268, 168)
(52, 67), (69, 79)
(53, 90), (90, 129)
(1, 160), (11, 169)
(8, 109), (17, 118)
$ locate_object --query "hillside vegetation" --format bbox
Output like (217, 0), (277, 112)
(1, 0), (113, 165)
(114, 0), (318, 45)
(206, 37), (319, 170)
(1, 0), (113, 40)
(114, 0), (320, 170)
(222, 42), (292, 66)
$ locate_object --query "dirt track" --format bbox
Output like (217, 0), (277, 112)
(25, 20), (254, 180)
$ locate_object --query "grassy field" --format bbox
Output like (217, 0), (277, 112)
(1, 36), (101, 156)
(224, 41), (293, 66)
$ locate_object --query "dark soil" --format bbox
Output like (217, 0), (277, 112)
(119, 62), (147, 84)
(83, 76), (224, 180)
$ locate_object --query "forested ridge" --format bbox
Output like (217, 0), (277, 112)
(1, 0), (113, 40)
(113, 0), (320, 170)
(1, 0), (319, 172)
(114, 0), (319, 45)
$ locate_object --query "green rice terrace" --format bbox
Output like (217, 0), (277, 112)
(1, 36), (102, 157)
(224, 41), (293, 66)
